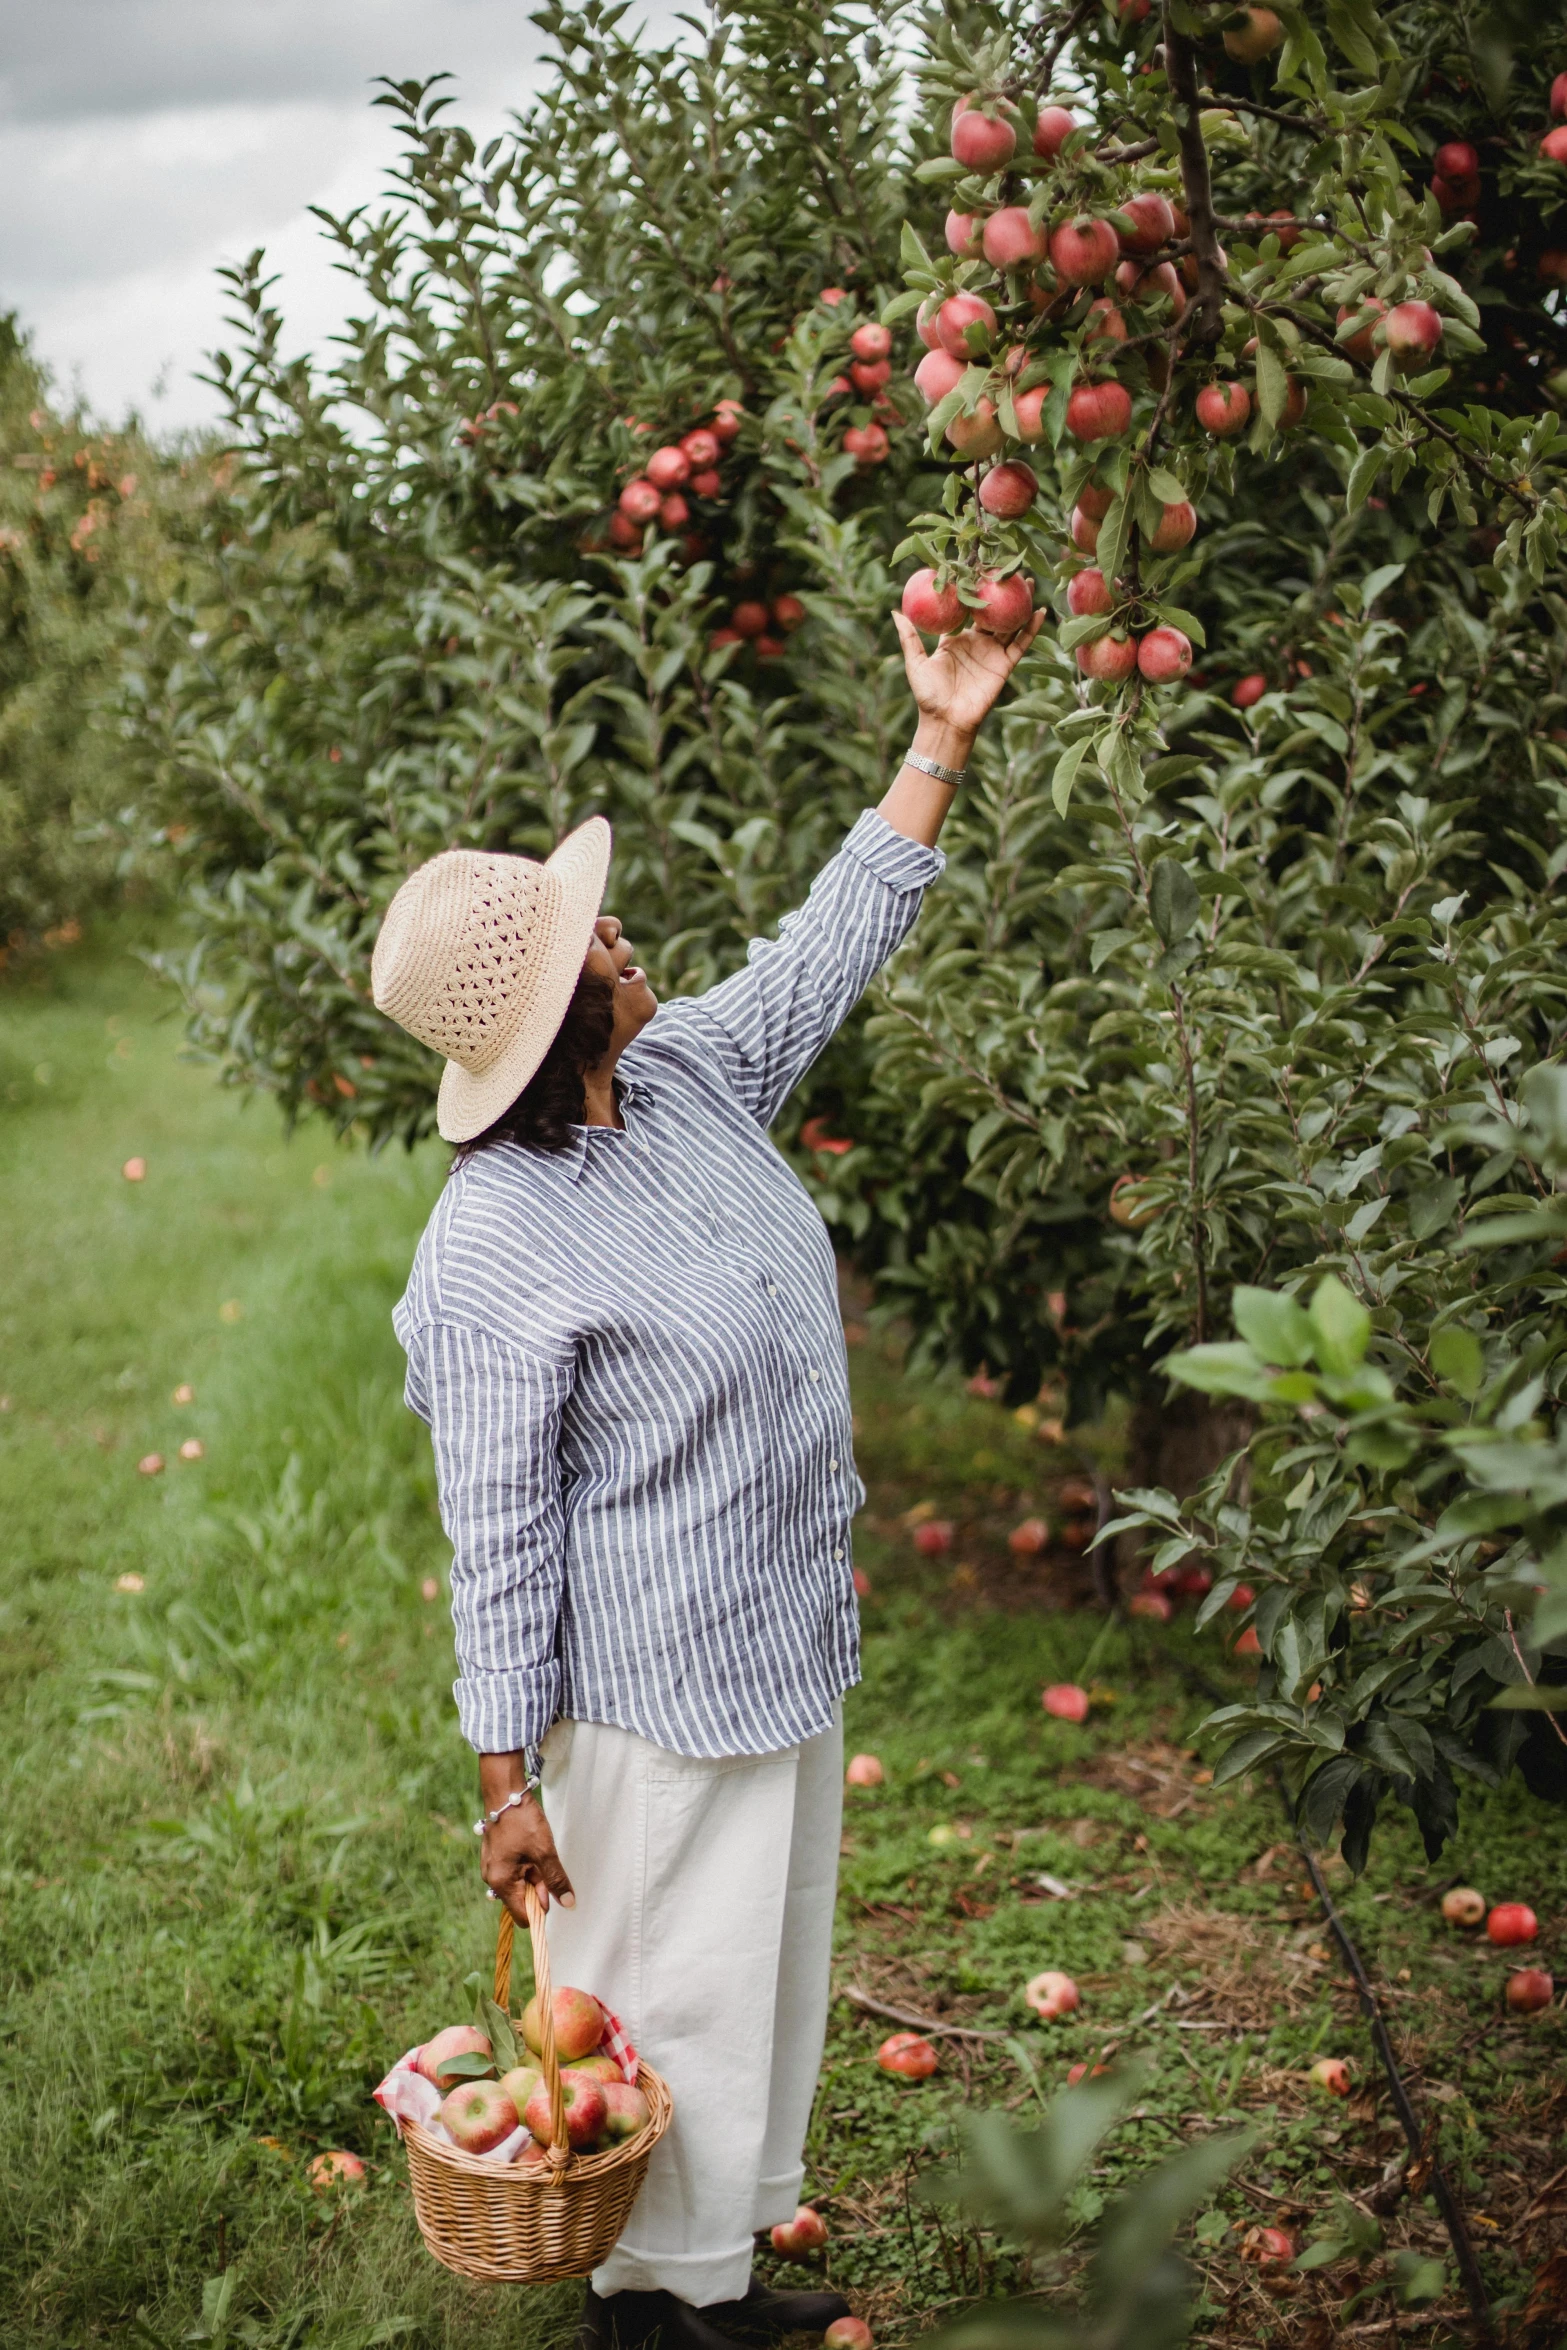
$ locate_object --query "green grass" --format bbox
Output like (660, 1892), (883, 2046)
(1, 932), (1562, 2348)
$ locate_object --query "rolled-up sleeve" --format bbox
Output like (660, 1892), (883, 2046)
(411, 1318), (575, 1754)
(679, 810), (944, 1125)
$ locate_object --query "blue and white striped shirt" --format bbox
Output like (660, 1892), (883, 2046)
(393, 811), (945, 1759)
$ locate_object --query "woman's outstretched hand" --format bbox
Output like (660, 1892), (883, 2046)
(892, 606), (1048, 743)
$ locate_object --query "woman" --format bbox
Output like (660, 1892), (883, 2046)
(371, 608), (1041, 2350)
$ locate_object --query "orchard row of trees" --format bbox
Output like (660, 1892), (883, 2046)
(0, 320), (202, 949)
(115, 0), (1567, 1869)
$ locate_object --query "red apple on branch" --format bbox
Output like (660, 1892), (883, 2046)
(850, 322), (892, 362)
(1231, 672), (1267, 709)
(944, 211), (984, 259)
(973, 571), (1035, 636)
(947, 402), (1003, 457)
(1336, 299), (1386, 363)
(1069, 504), (1101, 554)
(1149, 500), (1196, 552)
(1196, 381), (1250, 436)
(914, 349), (965, 405)
(1034, 105), (1077, 157)
(902, 570), (963, 635)
(1049, 217), (1120, 286)
(1067, 568), (1114, 617)
(1137, 626), (1192, 683)
(1115, 192), (1175, 253)
(646, 445), (690, 491)
(984, 208), (1046, 268)
(1065, 381), (1133, 441)
(978, 461), (1038, 517)
(1381, 301), (1443, 367)
(936, 294), (997, 357)
(1078, 631), (1137, 681)
(951, 100), (1017, 171)
(843, 424), (890, 465)
(1222, 8), (1283, 61)
(617, 479), (661, 522)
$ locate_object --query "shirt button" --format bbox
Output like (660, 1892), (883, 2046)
(767, 1284), (778, 1297)
(830, 1457), (840, 1470)
(809, 1367), (821, 1382)
(834, 1547), (845, 1561)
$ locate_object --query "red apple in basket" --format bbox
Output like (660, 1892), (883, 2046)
(602, 2080), (653, 2141)
(522, 1985), (604, 2060)
(565, 2052), (622, 2082)
(441, 2077), (518, 2153)
(499, 2063), (542, 2114)
(525, 2069), (607, 2151)
(415, 2024), (492, 2085)
(771, 2204), (828, 2254)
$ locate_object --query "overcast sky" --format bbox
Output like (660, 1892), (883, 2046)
(0, 2), (600, 434)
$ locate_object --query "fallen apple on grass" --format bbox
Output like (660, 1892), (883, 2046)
(771, 2205), (828, 2255)
(1042, 1683), (1090, 1723)
(1441, 1886), (1485, 1928)
(1025, 1970), (1080, 2021)
(1066, 2062), (1110, 2085)
(1008, 1517), (1050, 1555)
(912, 1519), (954, 1556)
(824, 2321), (873, 2350)
(846, 1753), (884, 1787)
(1241, 2225), (1296, 2266)
(877, 2032), (938, 2078)
(1487, 1903), (1538, 1947)
(1505, 1968), (1554, 2015)
(308, 2149), (366, 2190)
(1310, 2057), (1352, 2097)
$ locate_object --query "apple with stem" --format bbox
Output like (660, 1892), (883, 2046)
(441, 2078), (519, 2154)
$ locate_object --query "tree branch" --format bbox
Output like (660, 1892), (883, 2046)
(1160, 6), (1226, 346)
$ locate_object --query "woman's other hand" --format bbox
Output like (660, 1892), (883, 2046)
(478, 1754), (575, 1922)
(892, 605), (1047, 744)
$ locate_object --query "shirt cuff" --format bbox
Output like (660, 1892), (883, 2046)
(454, 1663), (561, 1756)
(842, 807), (946, 890)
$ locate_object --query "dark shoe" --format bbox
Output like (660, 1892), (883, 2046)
(700, 2280), (852, 2343)
(578, 2288), (680, 2350)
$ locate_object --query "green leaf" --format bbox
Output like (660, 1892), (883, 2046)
(1345, 444), (1384, 514)
(1232, 1286), (1315, 1366)
(1255, 341), (1288, 433)
(1051, 734), (1092, 817)
(1308, 1274), (1370, 1376)
(1145, 465), (1186, 505)
(1148, 858), (1200, 945)
(1166, 1343), (1276, 1401)
(1430, 1326), (1482, 1399)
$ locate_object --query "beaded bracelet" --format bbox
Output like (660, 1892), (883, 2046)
(472, 1781), (540, 1837)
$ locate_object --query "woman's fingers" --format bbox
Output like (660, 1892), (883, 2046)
(891, 610), (927, 686)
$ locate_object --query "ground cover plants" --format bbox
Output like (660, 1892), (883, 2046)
(2, 935), (1562, 2348)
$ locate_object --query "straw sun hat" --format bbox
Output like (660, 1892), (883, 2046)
(371, 818), (613, 1145)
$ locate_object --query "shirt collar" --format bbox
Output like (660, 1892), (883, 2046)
(551, 1075), (655, 1185)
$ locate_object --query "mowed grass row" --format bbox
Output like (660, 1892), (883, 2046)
(1, 933), (1562, 2348)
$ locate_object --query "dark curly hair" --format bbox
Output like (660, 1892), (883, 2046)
(453, 967), (619, 1160)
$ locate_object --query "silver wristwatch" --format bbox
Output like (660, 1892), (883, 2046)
(903, 748), (970, 788)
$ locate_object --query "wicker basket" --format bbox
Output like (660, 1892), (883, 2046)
(404, 1884), (673, 2282)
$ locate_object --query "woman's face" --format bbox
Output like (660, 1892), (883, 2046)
(584, 915), (658, 1058)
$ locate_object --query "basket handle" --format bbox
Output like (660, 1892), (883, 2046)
(495, 1887), (571, 2173)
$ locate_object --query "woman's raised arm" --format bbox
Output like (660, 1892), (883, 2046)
(883, 608), (1046, 848)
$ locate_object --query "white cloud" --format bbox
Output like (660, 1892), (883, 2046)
(0, 1), (571, 429)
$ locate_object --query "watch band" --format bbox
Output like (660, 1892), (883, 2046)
(903, 747), (970, 788)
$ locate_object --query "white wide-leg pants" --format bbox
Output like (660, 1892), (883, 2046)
(538, 1705), (844, 2306)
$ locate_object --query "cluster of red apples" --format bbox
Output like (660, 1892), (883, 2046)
(1440, 1887), (1554, 2014)
(610, 402), (744, 551)
(898, 77), (1454, 685)
(416, 1988), (650, 2160)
